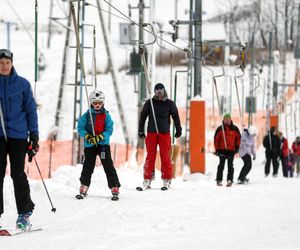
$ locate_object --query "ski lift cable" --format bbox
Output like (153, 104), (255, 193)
(84, 2), (133, 23)
(100, 0), (188, 54)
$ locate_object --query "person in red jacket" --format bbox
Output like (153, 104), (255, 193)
(214, 113), (241, 186)
(279, 132), (289, 177)
(292, 136), (300, 177)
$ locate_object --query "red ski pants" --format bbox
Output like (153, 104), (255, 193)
(143, 132), (172, 180)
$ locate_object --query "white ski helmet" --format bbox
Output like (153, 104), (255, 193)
(89, 90), (105, 104)
(248, 125), (258, 136)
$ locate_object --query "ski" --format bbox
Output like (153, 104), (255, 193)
(111, 196), (119, 201)
(75, 194), (86, 199)
(0, 227), (42, 236)
(136, 186), (151, 191)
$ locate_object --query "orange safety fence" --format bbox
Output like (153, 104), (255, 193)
(5, 140), (134, 180)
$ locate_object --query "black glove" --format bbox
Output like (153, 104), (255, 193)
(138, 132), (146, 139)
(175, 131), (182, 138)
(29, 134), (39, 152)
(27, 134), (39, 163)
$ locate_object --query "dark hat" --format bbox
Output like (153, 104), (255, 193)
(154, 83), (165, 91)
(0, 49), (13, 61)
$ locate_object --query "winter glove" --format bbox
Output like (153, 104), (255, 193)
(85, 134), (96, 145)
(95, 133), (104, 142)
(253, 155), (256, 160)
(175, 130), (182, 138)
(27, 134), (39, 162)
(29, 134), (39, 152)
(138, 132), (146, 139)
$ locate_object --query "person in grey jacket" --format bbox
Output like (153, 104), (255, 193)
(238, 125), (257, 184)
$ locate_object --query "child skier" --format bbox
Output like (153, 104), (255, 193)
(77, 90), (121, 200)
(237, 125), (257, 184)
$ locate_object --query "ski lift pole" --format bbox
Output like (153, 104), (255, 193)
(139, 23), (159, 133)
(34, 0), (38, 99)
(81, 20), (97, 89)
(212, 63), (227, 149)
(70, 2), (95, 136)
(173, 49), (191, 143)
(234, 67), (245, 126)
(0, 102), (7, 141)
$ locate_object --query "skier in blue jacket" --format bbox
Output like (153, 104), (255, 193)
(77, 90), (120, 200)
(0, 49), (39, 230)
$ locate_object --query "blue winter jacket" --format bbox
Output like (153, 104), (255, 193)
(77, 107), (113, 148)
(0, 67), (38, 139)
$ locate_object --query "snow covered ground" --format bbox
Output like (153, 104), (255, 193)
(1, 147), (300, 250)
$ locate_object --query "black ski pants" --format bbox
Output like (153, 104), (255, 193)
(0, 137), (34, 215)
(216, 155), (234, 182)
(238, 154), (252, 181)
(80, 145), (120, 189)
(281, 156), (288, 177)
(265, 153), (279, 176)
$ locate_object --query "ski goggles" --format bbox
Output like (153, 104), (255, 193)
(92, 101), (104, 106)
(0, 49), (13, 60)
(154, 87), (165, 95)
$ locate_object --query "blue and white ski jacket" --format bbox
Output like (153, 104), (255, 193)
(77, 107), (113, 148)
(0, 67), (38, 139)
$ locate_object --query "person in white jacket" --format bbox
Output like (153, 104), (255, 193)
(238, 125), (257, 184)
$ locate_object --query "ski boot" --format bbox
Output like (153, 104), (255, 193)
(136, 179), (151, 191)
(161, 179), (171, 191)
(216, 181), (222, 186)
(16, 211), (32, 231)
(76, 184), (89, 199)
(111, 187), (119, 201)
(226, 180), (233, 187)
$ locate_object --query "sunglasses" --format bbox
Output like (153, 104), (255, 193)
(0, 49), (13, 60)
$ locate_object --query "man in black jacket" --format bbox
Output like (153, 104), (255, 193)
(263, 126), (281, 177)
(138, 83), (182, 190)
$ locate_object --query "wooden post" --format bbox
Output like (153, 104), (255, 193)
(190, 100), (205, 173)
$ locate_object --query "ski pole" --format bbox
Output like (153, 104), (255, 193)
(32, 155), (56, 213)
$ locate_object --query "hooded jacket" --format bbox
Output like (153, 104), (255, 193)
(0, 67), (38, 139)
(263, 129), (281, 157)
(138, 92), (182, 135)
(77, 107), (113, 148)
(238, 129), (256, 158)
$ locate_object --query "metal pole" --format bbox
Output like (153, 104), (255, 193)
(194, 0), (202, 96)
(47, 0), (54, 48)
(34, 0), (38, 98)
(137, 0), (147, 150)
